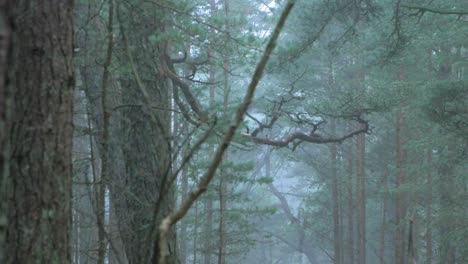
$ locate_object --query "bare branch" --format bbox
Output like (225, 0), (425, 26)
(246, 116), (368, 148)
(402, 4), (468, 16)
(165, 67), (209, 123)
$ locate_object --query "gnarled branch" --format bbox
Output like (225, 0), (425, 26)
(245, 116), (368, 148)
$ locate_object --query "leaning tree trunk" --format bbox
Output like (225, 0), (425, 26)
(5, 1), (74, 263)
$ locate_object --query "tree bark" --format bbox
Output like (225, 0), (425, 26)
(5, 1), (74, 263)
(114, 2), (174, 263)
(0, 1), (14, 262)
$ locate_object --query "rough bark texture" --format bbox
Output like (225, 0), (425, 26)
(115, 3), (174, 263)
(5, 1), (74, 263)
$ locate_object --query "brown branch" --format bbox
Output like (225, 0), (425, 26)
(157, 1), (296, 263)
(172, 82), (200, 126)
(402, 4), (468, 16)
(248, 117), (368, 148)
(165, 67), (208, 123)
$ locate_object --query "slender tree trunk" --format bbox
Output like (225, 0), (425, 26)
(424, 48), (433, 264)
(328, 60), (342, 264)
(347, 137), (355, 264)
(193, 190), (199, 264)
(203, 0), (217, 260)
(179, 124), (190, 264)
(0, 2), (14, 262)
(356, 125), (366, 264)
(98, 1), (114, 263)
(379, 166), (389, 264)
(218, 2), (231, 263)
(5, 1), (74, 263)
(394, 107), (406, 264)
(425, 150), (433, 264)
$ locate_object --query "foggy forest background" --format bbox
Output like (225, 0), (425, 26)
(0, 0), (467, 264)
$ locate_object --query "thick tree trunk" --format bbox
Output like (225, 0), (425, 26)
(5, 1), (74, 263)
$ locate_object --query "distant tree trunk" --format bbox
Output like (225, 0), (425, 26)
(394, 106), (406, 264)
(327, 60), (342, 264)
(346, 134), (355, 264)
(379, 165), (389, 264)
(356, 124), (366, 264)
(179, 123), (190, 264)
(438, 142), (456, 264)
(425, 48), (433, 264)
(98, 1), (114, 263)
(193, 182), (200, 264)
(5, 1), (74, 263)
(218, 2), (231, 263)
(204, 2), (217, 263)
(434, 45), (456, 264)
(425, 150), (433, 264)
(0, 2), (14, 262)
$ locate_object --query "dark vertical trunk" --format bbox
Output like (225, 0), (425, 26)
(112, 3), (174, 263)
(0, 2), (14, 262)
(98, 1), (114, 263)
(5, 1), (74, 263)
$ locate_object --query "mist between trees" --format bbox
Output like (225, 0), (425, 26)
(0, 0), (467, 264)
